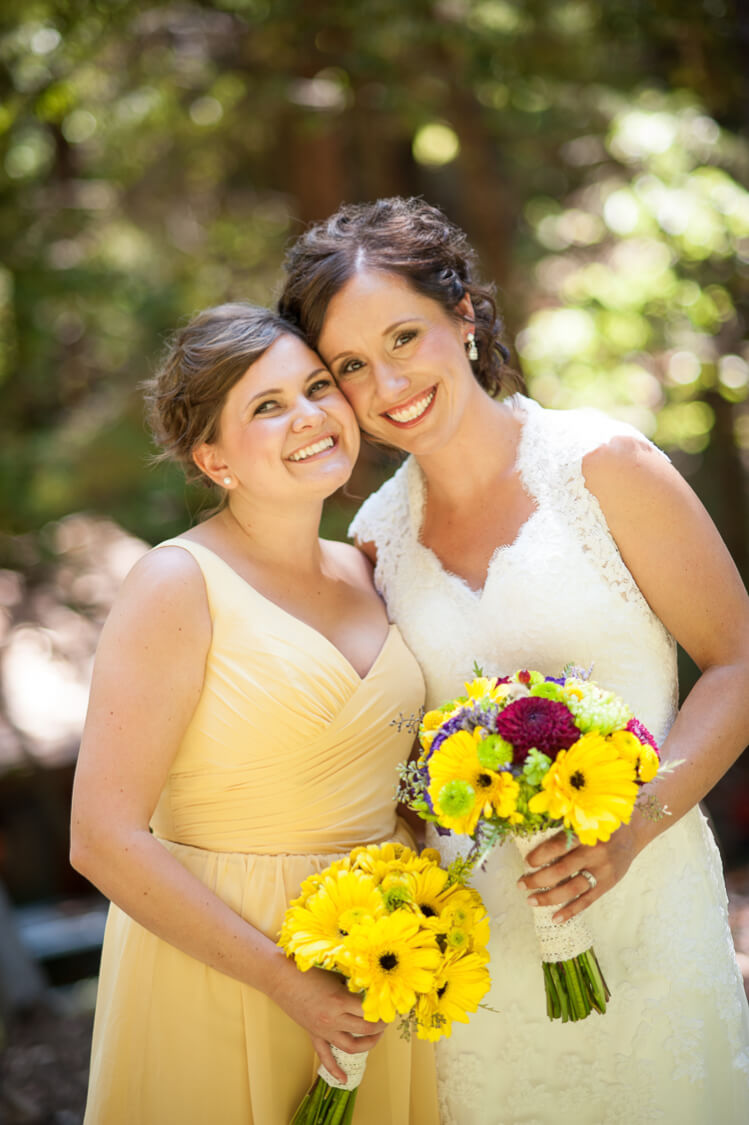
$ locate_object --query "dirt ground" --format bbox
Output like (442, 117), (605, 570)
(1, 881), (748, 1125)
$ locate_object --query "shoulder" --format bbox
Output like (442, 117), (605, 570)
(581, 429), (683, 521)
(105, 542), (210, 642)
(527, 397), (657, 461)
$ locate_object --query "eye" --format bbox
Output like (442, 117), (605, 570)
(394, 330), (417, 349)
(337, 357), (365, 378)
(309, 377), (335, 395)
(253, 399), (280, 415)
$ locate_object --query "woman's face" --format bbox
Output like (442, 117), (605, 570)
(317, 269), (477, 454)
(197, 333), (360, 503)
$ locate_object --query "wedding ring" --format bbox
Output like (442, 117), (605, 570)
(580, 868), (597, 891)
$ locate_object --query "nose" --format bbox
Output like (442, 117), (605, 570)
(290, 394), (327, 431)
(371, 359), (410, 404)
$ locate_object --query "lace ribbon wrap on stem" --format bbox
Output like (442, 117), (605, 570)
(317, 1045), (368, 1092)
(514, 828), (593, 961)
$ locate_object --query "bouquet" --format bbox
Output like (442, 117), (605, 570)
(398, 667), (667, 1023)
(278, 841), (491, 1124)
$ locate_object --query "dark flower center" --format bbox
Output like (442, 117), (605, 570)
(570, 770), (586, 790)
(420, 904), (436, 917)
(476, 772), (492, 788)
(379, 952), (398, 972)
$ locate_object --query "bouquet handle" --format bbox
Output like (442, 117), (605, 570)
(317, 1045), (368, 1091)
(515, 828), (610, 1020)
(514, 829), (594, 962)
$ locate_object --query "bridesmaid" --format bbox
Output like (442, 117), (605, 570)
(70, 303), (437, 1124)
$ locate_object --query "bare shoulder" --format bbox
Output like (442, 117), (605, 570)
(104, 542), (211, 644)
(581, 431), (749, 668)
(582, 432), (698, 521)
(323, 538), (376, 590)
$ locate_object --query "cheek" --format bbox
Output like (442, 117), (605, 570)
(337, 379), (370, 421)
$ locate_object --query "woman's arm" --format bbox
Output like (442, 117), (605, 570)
(70, 546), (383, 1080)
(520, 435), (749, 920)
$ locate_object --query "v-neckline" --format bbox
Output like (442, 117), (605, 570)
(408, 394), (540, 600)
(164, 539), (397, 684)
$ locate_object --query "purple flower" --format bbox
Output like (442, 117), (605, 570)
(494, 696), (581, 764)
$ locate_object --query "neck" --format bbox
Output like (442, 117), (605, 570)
(416, 390), (521, 506)
(220, 493), (327, 575)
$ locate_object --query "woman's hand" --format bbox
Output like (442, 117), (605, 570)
(270, 963), (386, 1084)
(517, 821), (646, 923)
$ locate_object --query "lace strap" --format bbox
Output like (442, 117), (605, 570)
(516, 399), (670, 613)
(348, 458), (414, 599)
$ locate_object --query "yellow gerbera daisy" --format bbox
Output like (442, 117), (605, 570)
(608, 730), (659, 783)
(428, 729), (510, 834)
(280, 869), (384, 971)
(340, 913), (442, 1023)
(406, 864), (452, 922)
(528, 732), (640, 845)
(415, 951), (491, 1041)
(287, 857), (352, 909)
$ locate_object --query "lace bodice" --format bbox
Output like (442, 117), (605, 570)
(349, 395), (749, 1124)
(351, 394), (677, 740)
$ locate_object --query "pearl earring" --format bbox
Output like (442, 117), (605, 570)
(223, 476), (232, 486)
(466, 332), (478, 361)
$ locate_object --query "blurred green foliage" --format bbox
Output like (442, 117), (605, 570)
(0, 0), (747, 566)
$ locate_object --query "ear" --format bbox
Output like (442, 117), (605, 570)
(192, 441), (233, 489)
(454, 292), (476, 335)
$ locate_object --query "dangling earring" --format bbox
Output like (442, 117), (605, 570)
(223, 476), (232, 486)
(466, 332), (478, 362)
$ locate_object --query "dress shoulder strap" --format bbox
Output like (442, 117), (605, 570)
(348, 457), (414, 549)
(514, 396), (670, 613)
(514, 394), (669, 503)
(348, 457), (417, 601)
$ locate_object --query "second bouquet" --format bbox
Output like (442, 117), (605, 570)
(278, 841), (492, 1124)
(399, 667), (666, 1024)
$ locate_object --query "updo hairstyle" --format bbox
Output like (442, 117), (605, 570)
(279, 196), (525, 398)
(143, 302), (304, 485)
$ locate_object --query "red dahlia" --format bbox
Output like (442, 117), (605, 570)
(494, 697), (581, 763)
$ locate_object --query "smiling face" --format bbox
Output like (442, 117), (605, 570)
(317, 269), (480, 455)
(194, 333), (360, 503)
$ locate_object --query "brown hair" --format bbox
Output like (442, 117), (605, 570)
(143, 302), (303, 485)
(279, 196), (525, 397)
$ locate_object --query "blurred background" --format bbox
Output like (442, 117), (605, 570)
(1, 0), (748, 1119)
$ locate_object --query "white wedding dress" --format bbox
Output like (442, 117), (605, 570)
(350, 394), (749, 1125)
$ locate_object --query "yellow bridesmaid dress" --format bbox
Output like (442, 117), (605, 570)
(83, 539), (437, 1125)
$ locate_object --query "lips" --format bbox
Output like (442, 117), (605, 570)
(382, 386), (436, 427)
(287, 435), (337, 462)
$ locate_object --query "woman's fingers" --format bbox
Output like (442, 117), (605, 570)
(519, 846), (586, 892)
(524, 830), (571, 868)
(526, 870), (599, 910)
(517, 825), (640, 921)
(342, 1013), (386, 1038)
(333, 1029), (384, 1053)
(312, 1036), (348, 1084)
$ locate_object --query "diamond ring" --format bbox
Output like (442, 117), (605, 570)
(580, 868), (597, 891)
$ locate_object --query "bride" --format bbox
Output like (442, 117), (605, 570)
(280, 196), (749, 1124)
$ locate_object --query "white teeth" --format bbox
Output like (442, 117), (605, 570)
(386, 389), (435, 424)
(288, 436), (335, 462)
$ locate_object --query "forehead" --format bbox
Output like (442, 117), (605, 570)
(320, 269), (439, 346)
(229, 333), (323, 395)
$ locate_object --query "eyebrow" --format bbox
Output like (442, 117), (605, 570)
(243, 367), (329, 410)
(327, 318), (424, 365)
